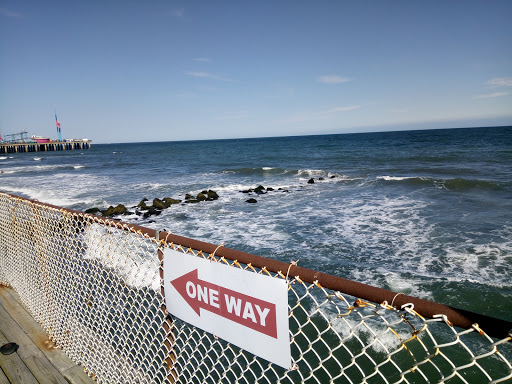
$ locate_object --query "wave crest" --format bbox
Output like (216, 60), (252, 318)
(377, 176), (509, 191)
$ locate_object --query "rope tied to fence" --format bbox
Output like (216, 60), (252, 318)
(390, 292), (404, 308)
(209, 242), (225, 261)
(285, 259), (299, 282)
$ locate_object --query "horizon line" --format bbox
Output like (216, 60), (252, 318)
(93, 124), (511, 145)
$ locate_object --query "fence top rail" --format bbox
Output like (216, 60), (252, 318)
(2, 191), (511, 340)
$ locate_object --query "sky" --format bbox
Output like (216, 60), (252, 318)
(1, 1), (511, 143)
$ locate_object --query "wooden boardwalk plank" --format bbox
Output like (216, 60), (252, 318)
(0, 288), (78, 373)
(0, 286), (94, 384)
(0, 307), (68, 383)
(61, 366), (96, 384)
(0, 352), (39, 384)
(0, 331), (11, 384)
(0, 330), (38, 384)
(0, 370), (10, 384)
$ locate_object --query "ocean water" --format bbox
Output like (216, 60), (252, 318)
(1, 126), (511, 322)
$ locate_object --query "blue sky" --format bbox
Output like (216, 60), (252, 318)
(1, 1), (511, 143)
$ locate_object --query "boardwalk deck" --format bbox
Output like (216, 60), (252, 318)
(0, 285), (94, 383)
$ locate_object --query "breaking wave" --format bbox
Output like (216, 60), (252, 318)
(4, 164), (87, 175)
(376, 176), (509, 191)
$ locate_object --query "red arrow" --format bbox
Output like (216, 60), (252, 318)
(171, 269), (278, 338)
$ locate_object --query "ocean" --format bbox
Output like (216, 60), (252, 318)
(1, 126), (511, 323)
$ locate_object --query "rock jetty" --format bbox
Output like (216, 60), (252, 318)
(85, 189), (220, 219)
(85, 173), (339, 214)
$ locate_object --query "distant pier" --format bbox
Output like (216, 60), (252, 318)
(0, 140), (92, 154)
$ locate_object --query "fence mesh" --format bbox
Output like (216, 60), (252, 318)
(0, 192), (511, 384)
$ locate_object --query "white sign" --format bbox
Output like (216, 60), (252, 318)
(163, 248), (291, 368)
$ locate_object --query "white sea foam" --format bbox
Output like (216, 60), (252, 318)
(298, 169), (326, 177)
(438, 241), (512, 288)
(0, 156), (7, 160)
(131, 182), (173, 192)
(83, 223), (160, 291)
(383, 272), (430, 299)
(208, 183), (291, 195)
(2, 172), (116, 210)
(34, 157), (42, 161)
(327, 172), (353, 180)
(5, 164), (87, 174)
(377, 176), (412, 181)
(313, 298), (412, 355)
(2, 184), (99, 208)
(49, 172), (512, 293)
(5, 186), (71, 206)
(144, 196), (292, 252)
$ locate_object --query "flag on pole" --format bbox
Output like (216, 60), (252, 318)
(55, 113), (62, 141)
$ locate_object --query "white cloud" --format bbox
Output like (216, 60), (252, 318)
(185, 72), (234, 82)
(472, 92), (509, 100)
(0, 8), (22, 18)
(317, 75), (351, 84)
(186, 72), (210, 78)
(486, 77), (512, 87)
(327, 105), (361, 113)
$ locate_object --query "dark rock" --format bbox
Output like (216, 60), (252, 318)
(330, 175), (337, 179)
(246, 198), (258, 203)
(137, 199), (149, 210)
(266, 187), (274, 191)
(185, 193), (195, 200)
(152, 198), (166, 210)
(162, 197), (181, 207)
(207, 190), (219, 200)
(85, 207), (102, 215)
(241, 189), (252, 194)
(319, 177), (324, 181)
(143, 207), (162, 219)
(196, 192), (207, 201)
(307, 178), (315, 184)
(254, 185), (266, 194)
(103, 204), (128, 217)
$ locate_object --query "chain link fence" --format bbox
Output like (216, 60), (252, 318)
(1, 192), (511, 383)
